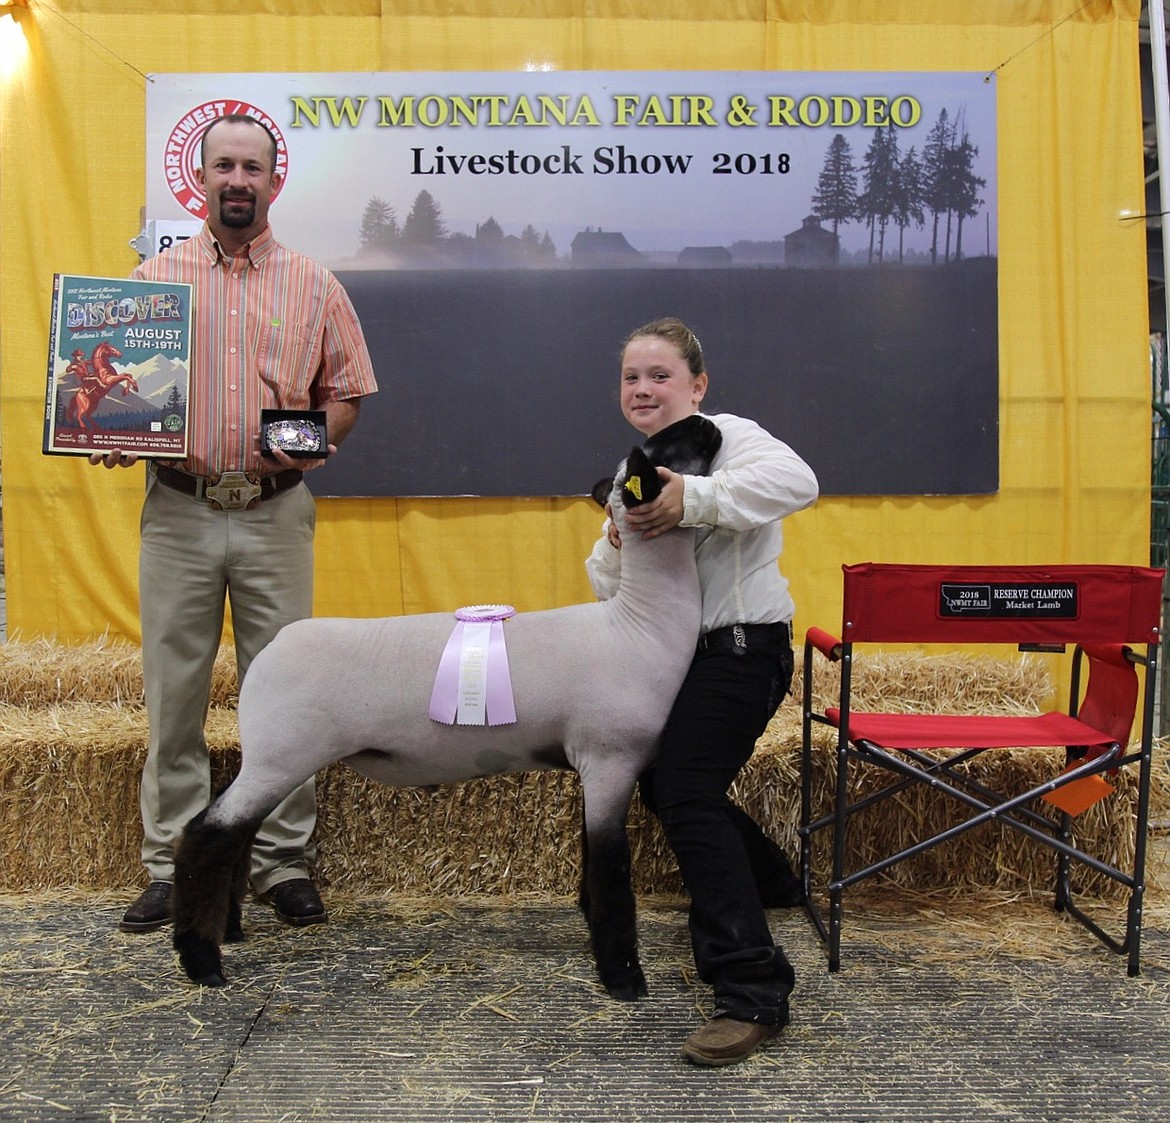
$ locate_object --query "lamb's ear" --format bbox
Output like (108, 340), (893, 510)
(617, 446), (663, 509)
(640, 414), (722, 477)
(590, 477), (615, 508)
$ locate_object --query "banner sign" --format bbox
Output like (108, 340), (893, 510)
(145, 72), (998, 497)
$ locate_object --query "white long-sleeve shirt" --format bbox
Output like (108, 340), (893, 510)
(586, 412), (819, 633)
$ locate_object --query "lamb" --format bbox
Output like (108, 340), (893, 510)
(172, 415), (722, 1001)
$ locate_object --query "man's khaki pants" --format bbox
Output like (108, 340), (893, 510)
(137, 469), (317, 895)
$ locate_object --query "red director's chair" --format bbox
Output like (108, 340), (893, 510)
(799, 563), (1163, 976)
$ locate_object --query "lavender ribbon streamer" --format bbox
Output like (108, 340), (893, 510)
(428, 605), (517, 726)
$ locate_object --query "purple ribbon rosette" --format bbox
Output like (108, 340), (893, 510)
(427, 604), (518, 726)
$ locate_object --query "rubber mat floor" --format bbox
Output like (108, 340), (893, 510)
(1, 889), (1168, 1123)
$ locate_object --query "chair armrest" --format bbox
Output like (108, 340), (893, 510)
(1079, 643), (1134, 668)
(805, 626), (843, 661)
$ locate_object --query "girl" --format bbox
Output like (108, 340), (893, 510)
(586, 317), (818, 1066)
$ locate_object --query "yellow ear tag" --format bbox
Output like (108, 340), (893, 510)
(624, 475), (643, 501)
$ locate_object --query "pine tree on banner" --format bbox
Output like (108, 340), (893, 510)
(923, 108), (952, 265)
(858, 124), (901, 263)
(947, 118), (986, 261)
(403, 190), (448, 247)
(892, 145), (927, 263)
(360, 196), (399, 257)
(811, 132), (859, 249)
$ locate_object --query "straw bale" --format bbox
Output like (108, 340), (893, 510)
(0, 642), (1165, 904)
(773, 650), (1170, 899)
(0, 637), (238, 707)
(760, 724), (1170, 900)
(794, 648), (1056, 716)
(313, 768), (590, 896)
(0, 703), (239, 889)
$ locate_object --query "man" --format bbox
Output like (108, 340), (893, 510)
(92, 114), (378, 933)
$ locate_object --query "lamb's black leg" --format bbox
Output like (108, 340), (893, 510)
(581, 816), (647, 1001)
(223, 892), (246, 944)
(577, 802), (591, 918)
(223, 824), (253, 944)
(172, 805), (260, 986)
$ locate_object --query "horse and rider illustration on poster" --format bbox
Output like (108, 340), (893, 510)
(42, 274), (193, 459)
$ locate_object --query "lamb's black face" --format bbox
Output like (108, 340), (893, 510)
(590, 414), (723, 511)
(617, 446), (663, 509)
(640, 414), (723, 477)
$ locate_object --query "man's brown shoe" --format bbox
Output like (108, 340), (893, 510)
(119, 881), (173, 933)
(681, 1017), (781, 1066)
(264, 878), (328, 927)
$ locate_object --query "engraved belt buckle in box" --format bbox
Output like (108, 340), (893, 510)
(202, 471), (262, 511)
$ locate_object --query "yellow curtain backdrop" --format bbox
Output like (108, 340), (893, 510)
(0, 1), (1150, 646)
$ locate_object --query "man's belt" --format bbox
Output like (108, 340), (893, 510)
(153, 465), (302, 511)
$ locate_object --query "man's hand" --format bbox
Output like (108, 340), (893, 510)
(88, 450), (139, 469)
(261, 443), (338, 474)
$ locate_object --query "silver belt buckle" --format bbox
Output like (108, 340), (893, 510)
(732, 624), (747, 654)
(203, 471), (262, 511)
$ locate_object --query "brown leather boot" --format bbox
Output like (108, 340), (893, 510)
(681, 1017), (781, 1066)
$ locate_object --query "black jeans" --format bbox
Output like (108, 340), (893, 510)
(639, 622), (796, 1025)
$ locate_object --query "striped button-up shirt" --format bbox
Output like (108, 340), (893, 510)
(133, 223), (378, 477)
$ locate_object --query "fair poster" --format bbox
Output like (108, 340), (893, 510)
(43, 274), (192, 459)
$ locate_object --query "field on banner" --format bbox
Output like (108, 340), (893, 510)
(314, 258), (998, 499)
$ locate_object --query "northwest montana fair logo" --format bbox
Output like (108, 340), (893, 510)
(163, 100), (289, 218)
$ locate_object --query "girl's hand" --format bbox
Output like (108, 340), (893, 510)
(623, 467), (684, 540)
(605, 502), (622, 550)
